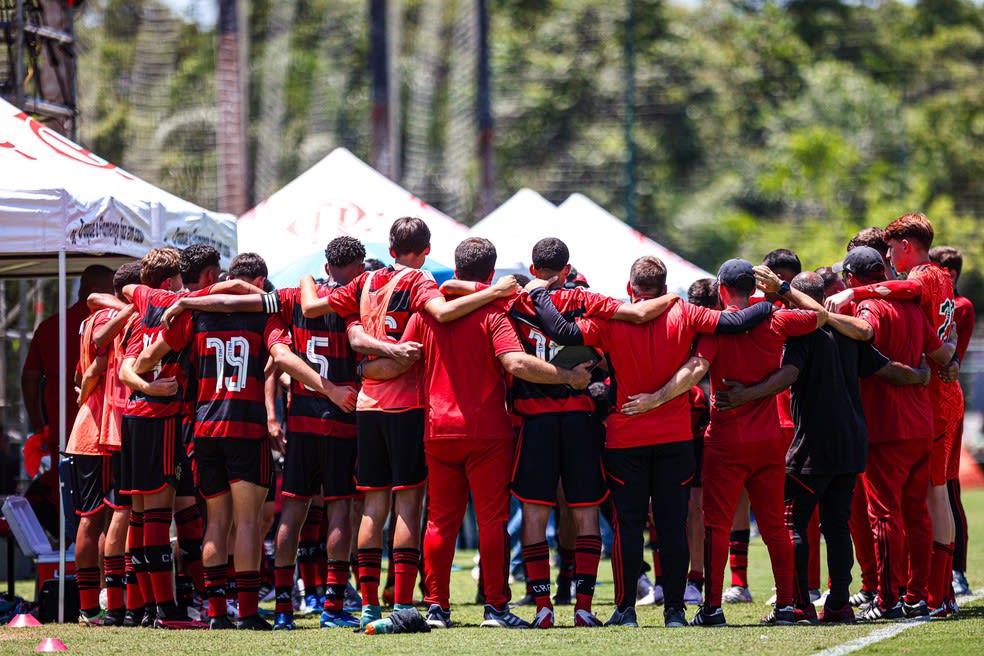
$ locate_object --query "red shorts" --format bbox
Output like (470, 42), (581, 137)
(945, 417), (964, 481)
(931, 415), (962, 486)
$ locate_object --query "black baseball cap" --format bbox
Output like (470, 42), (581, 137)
(842, 246), (886, 276)
(717, 258), (756, 287)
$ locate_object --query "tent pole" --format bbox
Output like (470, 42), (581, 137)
(57, 249), (66, 624)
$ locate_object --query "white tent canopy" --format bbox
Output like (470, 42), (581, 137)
(557, 193), (713, 298)
(470, 188), (560, 276)
(0, 98), (238, 276)
(237, 148), (469, 277)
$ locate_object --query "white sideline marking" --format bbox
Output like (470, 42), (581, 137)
(812, 593), (983, 656)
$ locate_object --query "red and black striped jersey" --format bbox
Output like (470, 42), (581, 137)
(270, 286), (358, 439)
(123, 286), (188, 418)
(508, 287), (621, 416)
(163, 311), (291, 440)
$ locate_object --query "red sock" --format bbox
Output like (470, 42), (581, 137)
(204, 565), (228, 618)
(226, 558), (238, 601)
(325, 559), (350, 611)
(651, 549), (663, 582)
(77, 567), (102, 615)
(928, 541), (954, 609)
(104, 555), (126, 612)
(729, 529), (750, 588)
(128, 512), (153, 605)
(523, 541), (553, 611)
(143, 508), (175, 606)
(274, 565), (295, 614)
(237, 570), (261, 619)
(174, 505), (205, 593)
(358, 548), (383, 606)
(574, 535), (602, 613)
(392, 548), (419, 606)
(298, 506), (325, 594)
(124, 553), (144, 611)
(317, 512), (330, 591)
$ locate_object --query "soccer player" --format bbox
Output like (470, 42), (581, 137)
(162, 238), (370, 630)
(529, 256), (774, 627)
(360, 237), (592, 629)
(298, 217), (516, 627)
(719, 268), (930, 623)
(692, 258), (822, 627)
(68, 263), (142, 626)
(136, 253), (348, 630)
(836, 246), (954, 620)
(929, 245), (975, 598)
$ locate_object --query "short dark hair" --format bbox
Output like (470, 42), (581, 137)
(815, 266), (839, 288)
(687, 278), (719, 308)
(531, 237), (569, 272)
(325, 236), (366, 268)
(929, 246), (962, 279)
(762, 249), (801, 276)
(180, 244), (221, 284)
(847, 227), (889, 258)
(629, 256), (667, 294)
(228, 252), (268, 280)
(884, 212), (934, 251)
(454, 238), (497, 282)
(389, 216), (431, 256)
(791, 272), (825, 304)
(364, 258), (386, 272)
(113, 262), (143, 296)
(140, 247), (182, 288)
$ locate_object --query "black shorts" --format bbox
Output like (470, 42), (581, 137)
(283, 433), (357, 500)
(194, 437), (273, 499)
(355, 409), (426, 491)
(71, 454), (111, 516)
(692, 435), (704, 488)
(511, 412), (608, 507)
(120, 415), (183, 495)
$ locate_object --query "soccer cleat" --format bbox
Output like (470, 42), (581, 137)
(690, 605), (727, 627)
(928, 604), (954, 620)
(122, 608), (144, 628)
(636, 573), (656, 600)
(848, 589), (876, 607)
(684, 582), (704, 605)
(141, 604), (158, 628)
(272, 612), (296, 630)
(226, 600), (240, 621)
(722, 585), (753, 604)
(237, 614), (273, 631)
(605, 606), (639, 627)
(638, 584), (664, 606)
(258, 584), (276, 604)
(952, 571), (971, 597)
(664, 605), (687, 628)
(511, 593), (535, 608)
(819, 603), (856, 624)
(360, 604), (382, 629)
(531, 606), (554, 629)
(481, 604), (531, 628)
(320, 609), (361, 628)
(813, 589), (830, 608)
(761, 605), (797, 625)
(856, 600), (904, 622)
(302, 593), (321, 616)
(343, 584), (362, 613)
(809, 589), (821, 603)
(208, 615), (236, 630)
(573, 609), (604, 628)
(425, 604), (452, 629)
(794, 604), (819, 625)
(101, 609), (125, 627)
(902, 600), (929, 618)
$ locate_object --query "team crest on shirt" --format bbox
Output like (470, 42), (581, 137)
(175, 462), (183, 481)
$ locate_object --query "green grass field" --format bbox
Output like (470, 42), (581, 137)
(3, 489), (983, 655)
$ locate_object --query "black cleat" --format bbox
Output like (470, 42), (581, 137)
(123, 608), (145, 628)
(140, 604), (158, 628)
(209, 615), (236, 630)
(237, 614), (273, 631)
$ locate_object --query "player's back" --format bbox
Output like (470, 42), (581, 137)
(909, 263), (955, 341)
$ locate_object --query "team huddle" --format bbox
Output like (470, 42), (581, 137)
(64, 212), (974, 631)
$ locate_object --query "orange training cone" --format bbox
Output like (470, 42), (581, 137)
(7, 613), (42, 627)
(35, 638), (69, 652)
(958, 447), (984, 489)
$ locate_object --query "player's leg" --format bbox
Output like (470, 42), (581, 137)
(927, 423), (957, 613)
(465, 439), (513, 613)
(230, 478), (270, 628)
(948, 478), (970, 594)
(648, 440), (694, 628)
(901, 440), (933, 614)
(807, 508), (822, 599)
(848, 476), (877, 606)
(384, 409), (427, 611)
(422, 441), (469, 625)
(861, 441), (909, 618)
(273, 496), (310, 624)
(602, 445), (651, 627)
(784, 473), (823, 620)
(71, 454), (110, 623)
(195, 436), (234, 628)
(273, 431), (317, 626)
(818, 473), (856, 623)
(686, 435), (705, 605)
(174, 422), (204, 606)
(319, 437), (359, 628)
(725, 490), (752, 603)
(554, 493), (576, 605)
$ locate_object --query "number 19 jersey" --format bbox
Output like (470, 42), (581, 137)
(164, 311), (291, 440)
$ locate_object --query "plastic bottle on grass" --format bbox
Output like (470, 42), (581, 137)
(364, 617), (394, 635)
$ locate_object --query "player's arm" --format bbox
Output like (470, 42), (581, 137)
(875, 355), (931, 386)
(208, 279), (266, 295)
(498, 352), (592, 389)
(439, 279), (480, 297)
(424, 275), (518, 323)
(119, 357), (178, 397)
(264, 357), (285, 453)
(160, 292), (276, 329)
(346, 324), (422, 365)
(714, 365), (799, 411)
(93, 305), (135, 348)
(270, 342), (357, 413)
(300, 275), (339, 318)
(87, 292), (127, 312)
(133, 336), (174, 375)
(708, 301), (774, 334)
(621, 356), (710, 415)
(612, 295), (680, 324)
(77, 354), (108, 405)
(754, 266), (829, 329)
(527, 288), (585, 345)
(824, 279), (921, 312)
